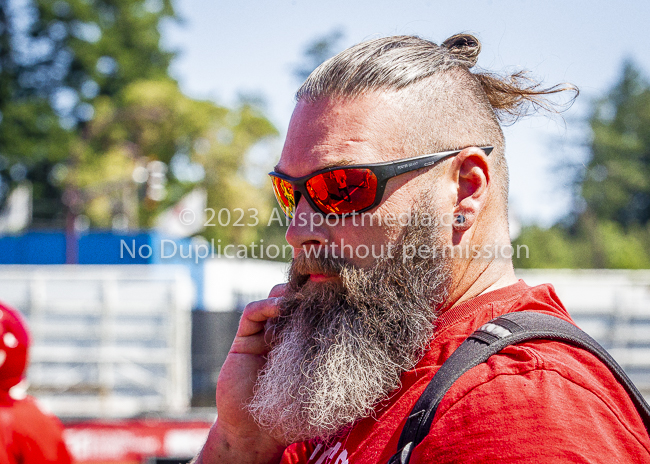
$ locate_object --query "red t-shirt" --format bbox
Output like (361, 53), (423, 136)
(280, 281), (650, 463)
(0, 393), (72, 464)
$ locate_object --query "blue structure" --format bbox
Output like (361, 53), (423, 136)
(0, 231), (207, 309)
(0, 231), (67, 265)
(78, 231), (153, 264)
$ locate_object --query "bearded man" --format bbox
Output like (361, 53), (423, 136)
(194, 34), (650, 463)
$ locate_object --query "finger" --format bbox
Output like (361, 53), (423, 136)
(263, 321), (276, 347)
(236, 298), (280, 338)
(230, 333), (271, 355)
(268, 283), (287, 299)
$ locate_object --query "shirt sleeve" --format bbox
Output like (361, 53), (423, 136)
(12, 397), (73, 464)
(410, 347), (650, 464)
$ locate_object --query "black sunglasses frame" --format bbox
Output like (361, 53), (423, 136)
(269, 146), (494, 218)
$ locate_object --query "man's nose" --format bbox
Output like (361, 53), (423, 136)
(285, 196), (330, 253)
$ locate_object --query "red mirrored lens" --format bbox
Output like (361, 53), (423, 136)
(271, 176), (296, 218)
(306, 168), (378, 215)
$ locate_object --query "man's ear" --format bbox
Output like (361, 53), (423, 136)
(449, 147), (491, 236)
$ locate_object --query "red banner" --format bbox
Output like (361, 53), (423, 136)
(63, 419), (212, 463)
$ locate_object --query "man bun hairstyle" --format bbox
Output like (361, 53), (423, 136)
(296, 33), (578, 227)
(442, 33), (481, 68)
(444, 33), (578, 124)
(297, 33), (577, 125)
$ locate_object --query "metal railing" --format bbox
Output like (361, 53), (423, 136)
(0, 265), (194, 418)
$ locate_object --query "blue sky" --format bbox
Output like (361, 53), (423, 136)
(162, 0), (650, 228)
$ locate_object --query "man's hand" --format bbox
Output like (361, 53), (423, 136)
(193, 285), (288, 464)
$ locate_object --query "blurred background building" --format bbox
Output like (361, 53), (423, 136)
(1, 0), (650, 462)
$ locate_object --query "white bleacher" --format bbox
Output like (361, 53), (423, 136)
(518, 269), (650, 399)
(0, 265), (194, 418)
(1, 264), (648, 416)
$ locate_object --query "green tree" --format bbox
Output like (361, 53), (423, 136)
(1, 0), (286, 251)
(0, 0), (176, 227)
(581, 62), (650, 228)
(514, 61), (650, 269)
(0, 0), (75, 225)
(65, 77), (283, 247)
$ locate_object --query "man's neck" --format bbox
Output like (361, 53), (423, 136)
(445, 257), (519, 311)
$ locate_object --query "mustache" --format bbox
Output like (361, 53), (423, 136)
(249, 200), (451, 443)
(288, 252), (349, 287)
(271, 252), (364, 347)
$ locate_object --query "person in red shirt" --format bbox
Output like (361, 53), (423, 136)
(0, 302), (72, 464)
(279, 282), (650, 463)
(193, 34), (650, 463)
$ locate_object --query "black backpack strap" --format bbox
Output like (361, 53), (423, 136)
(388, 311), (650, 464)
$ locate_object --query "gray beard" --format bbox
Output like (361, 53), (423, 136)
(247, 209), (452, 444)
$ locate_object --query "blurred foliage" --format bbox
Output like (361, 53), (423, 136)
(67, 77), (283, 245)
(581, 62), (650, 227)
(0, 0), (176, 225)
(513, 219), (650, 269)
(0, 0), (286, 251)
(514, 62), (650, 269)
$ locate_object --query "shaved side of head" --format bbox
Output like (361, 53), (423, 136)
(394, 67), (510, 225)
(296, 33), (577, 231)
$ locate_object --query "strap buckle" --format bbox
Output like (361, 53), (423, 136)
(387, 442), (414, 464)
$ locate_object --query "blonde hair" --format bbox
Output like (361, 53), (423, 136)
(296, 33), (578, 214)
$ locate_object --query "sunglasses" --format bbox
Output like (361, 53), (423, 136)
(269, 146), (493, 218)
